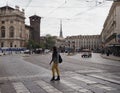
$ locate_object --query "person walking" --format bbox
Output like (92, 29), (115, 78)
(49, 46), (60, 81)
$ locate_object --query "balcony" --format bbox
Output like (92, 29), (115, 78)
(105, 33), (116, 43)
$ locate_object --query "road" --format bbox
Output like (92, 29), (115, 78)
(0, 53), (120, 93)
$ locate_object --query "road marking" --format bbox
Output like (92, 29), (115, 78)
(72, 76), (97, 84)
(13, 82), (30, 93)
(76, 69), (105, 74)
(61, 79), (92, 93)
(0, 74), (41, 81)
(89, 74), (120, 85)
(35, 80), (63, 93)
(72, 75), (117, 91)
(0, 77), (8, 81)
(91, 84), (116, 91)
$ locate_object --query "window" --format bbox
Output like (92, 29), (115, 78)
(19, 27), (22, 37)
(10, 42), (13, 47)
(20, 33), (22, 37)
(10, 20), (13, 23)
(1, 26), (5, 37)
(1, 21), (5, 24)
(1, 42), (4, 47)
(32, 18), (35, 21)
(9, 26), (14, 37)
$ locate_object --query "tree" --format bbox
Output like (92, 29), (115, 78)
(45, 34), (56, 49)
(27, 39), (40, 49)
(26, 34), (56, 50)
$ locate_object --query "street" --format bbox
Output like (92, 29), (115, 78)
(0, 53), (120, 93)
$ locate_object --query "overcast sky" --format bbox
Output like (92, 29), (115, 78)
(0, 0), (113, 37)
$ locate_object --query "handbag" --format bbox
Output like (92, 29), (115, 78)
(59, 54), (63, 63)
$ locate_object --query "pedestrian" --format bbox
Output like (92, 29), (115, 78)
(49, 46), (60, 81)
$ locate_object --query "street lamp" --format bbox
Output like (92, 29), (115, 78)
(72, 41), (75, 53)
(68, 41), (70, 55)
(29, 44), (32, 54)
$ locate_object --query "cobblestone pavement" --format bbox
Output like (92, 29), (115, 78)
(0, 53), (120, 93)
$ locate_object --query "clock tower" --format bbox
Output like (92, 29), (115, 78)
(29, 15), (41, 43)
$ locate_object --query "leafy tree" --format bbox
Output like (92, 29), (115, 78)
(45, 34), (56, 49)
(39, 40), (45, 49)
(26, 34), (56, 50)
(27, 39), (40, 49)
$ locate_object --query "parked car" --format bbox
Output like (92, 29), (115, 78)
(81, 49), (92, 58)
(24, 50), (30, 54)
(44, 49), (50, 53)
(0, 52), (4, 56)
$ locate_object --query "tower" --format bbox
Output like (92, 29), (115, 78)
(59, 19), (63, 38)
(29, 15), (41, 43)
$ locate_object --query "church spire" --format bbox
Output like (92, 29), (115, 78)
(6, 0), (8, 6)
(59, 19), (63, 38)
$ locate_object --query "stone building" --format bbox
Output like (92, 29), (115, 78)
(0, 6), (29, 48)
(65, 35), (100, 52)
(101, 1), (120, 56)
(29, 15), (41, 44)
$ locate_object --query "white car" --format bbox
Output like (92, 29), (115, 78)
(0, 52), (4, 56)
(24, 50), (30, 54)
(44, 49), (50, 53)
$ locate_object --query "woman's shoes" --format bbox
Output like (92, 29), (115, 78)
(55, 76), (60, 81)
(50, 76), (60, 81)
(50, 76), (55, 81)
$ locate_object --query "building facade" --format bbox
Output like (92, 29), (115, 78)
(65, 35), (100, 52)
(0, 6), (29, 48)
(101, 1), (120, 56)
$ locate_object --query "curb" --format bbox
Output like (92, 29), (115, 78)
(101, 54), (120, 61)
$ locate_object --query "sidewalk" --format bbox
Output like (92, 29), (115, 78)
(101, 54), (120, 61)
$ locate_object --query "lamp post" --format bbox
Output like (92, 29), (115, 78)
(72, 41), (75, 53)
(29, 44), (32, 54)
(68, 41), (70, 55)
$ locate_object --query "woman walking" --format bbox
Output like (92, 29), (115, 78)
(49, 46), (60, 81)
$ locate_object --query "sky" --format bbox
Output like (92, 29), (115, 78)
(0, 0), (113, 37)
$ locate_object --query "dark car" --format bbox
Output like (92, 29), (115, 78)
(81, 49), (92, 58)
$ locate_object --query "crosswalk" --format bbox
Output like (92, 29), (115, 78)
(72, 76), (97, 84)
(0, 74), (119, 93)
(13, 82), (30, 93)
(35, 80), (63, 93)
(89, 74), (120, 85)
(61, 79), (92, 93)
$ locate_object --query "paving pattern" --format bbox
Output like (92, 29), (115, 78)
(0, 54), (120, 93)
(0, 71), (120, 93)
